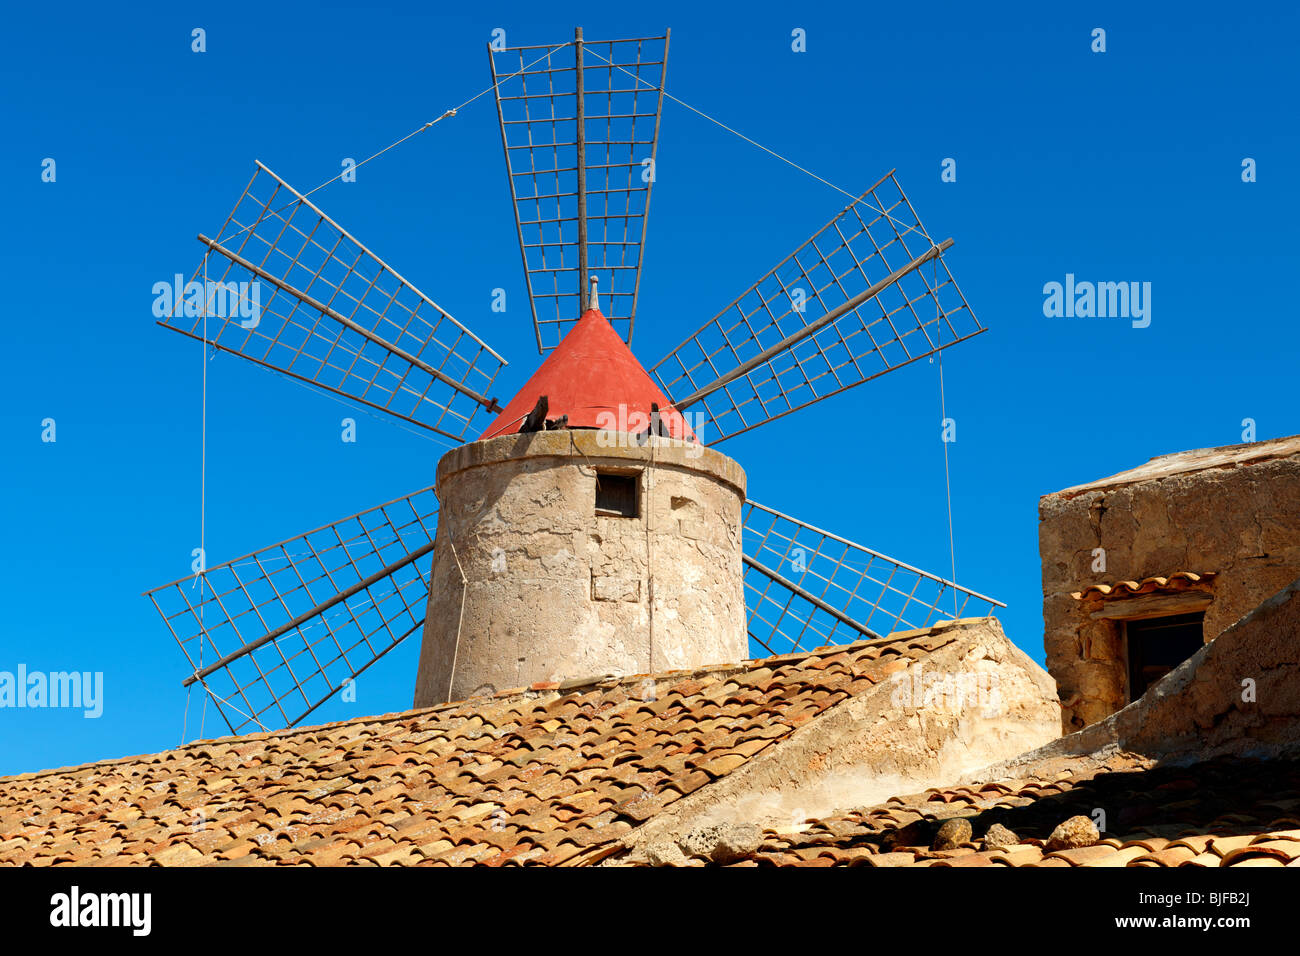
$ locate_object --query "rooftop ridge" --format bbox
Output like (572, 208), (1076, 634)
(1045, 432), (1300, 500)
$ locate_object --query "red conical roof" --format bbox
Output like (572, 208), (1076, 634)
(481, 308), (696, 442)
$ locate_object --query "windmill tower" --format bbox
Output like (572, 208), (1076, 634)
(414, 280), (748, 704)
(146, 27), (1005, 736)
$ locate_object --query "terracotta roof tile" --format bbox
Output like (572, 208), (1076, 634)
(991, 846), (1045, 867)
(1084, 846), (1149, 868)
(1227, 856), (1286, 868)
(1048, 845), (1115, 866)
(1131, 846), (1197, 867)
(1, 627), (973, 866)
(718, 755), (1300, 868)
(11, 616), (1294, 869)
(1072, 572), (1216, 601)
(1221, 842), (1300, 866)
(932, 851), (1000, 867)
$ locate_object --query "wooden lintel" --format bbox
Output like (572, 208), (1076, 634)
(1089, 590), (1213, 621)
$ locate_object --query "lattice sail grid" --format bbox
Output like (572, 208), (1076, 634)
(490, 32), (669, 352)
(159, 162), (506, 442)
(653, 172), (984, 444)
(743, 500), (1004, 657)
(145, 487), (439, 735)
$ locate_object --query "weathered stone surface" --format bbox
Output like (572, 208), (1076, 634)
(618, 618), (1062, 855)
(677, 823), (762, 863)
(591, 572), (640, 603)
(1045, 815), (1100, 851)
(1118, 575), (1300, 756)
(639, 839), (689, 867)
(933, 817), (973, 850)
(414, 431), (747, 706)
(1039, 436), (1300, 731)
(973, 573), (1300, 790)
(983, 823), (1019, 848)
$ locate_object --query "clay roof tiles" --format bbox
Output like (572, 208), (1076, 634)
(713, 755), (1300, 868)
(1071, 571), (1217, 601)
(0, 625), (959, 867)
(9, 611), (1294, 868)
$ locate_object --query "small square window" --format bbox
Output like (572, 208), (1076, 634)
(595, 471), (639, 518)
(1124, 612), (1205, 701)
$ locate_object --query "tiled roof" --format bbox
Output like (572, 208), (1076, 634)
(695, 755), (1300, 867)
(1071, 571), (1216, 601)
(0, 626), (953, 866)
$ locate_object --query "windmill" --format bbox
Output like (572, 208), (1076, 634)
(145, 27), (1003, 736)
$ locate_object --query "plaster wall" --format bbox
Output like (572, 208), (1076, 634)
(414, 430), (747, 706)
(619, 618), (1061, 854)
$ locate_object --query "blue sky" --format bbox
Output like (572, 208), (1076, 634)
(1, 1), (1296, 775)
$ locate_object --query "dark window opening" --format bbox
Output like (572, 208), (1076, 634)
(595, 472), (639, 518)
(1125, 612), (1205, 701)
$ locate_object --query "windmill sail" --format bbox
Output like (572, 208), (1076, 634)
(158, 162), (508, 443)
(490, 28), (669, 353)
(144, 486), (439, 735)
(652, 171), (984, 445)
(743, 499), (1004, 656)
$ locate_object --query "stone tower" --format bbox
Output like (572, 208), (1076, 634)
(413, 304), (747, 707)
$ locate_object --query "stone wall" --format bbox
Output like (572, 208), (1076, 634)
(619, 618), (1061, 857)
(1039, 437), (1300, 732)
(413, 430), (748, 706)
(978, 574), (1300, 781)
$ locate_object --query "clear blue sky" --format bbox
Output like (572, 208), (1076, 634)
(2, 1), (1295, 775)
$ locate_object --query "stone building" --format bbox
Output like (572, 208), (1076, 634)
(1038, 434), (1300, 731)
